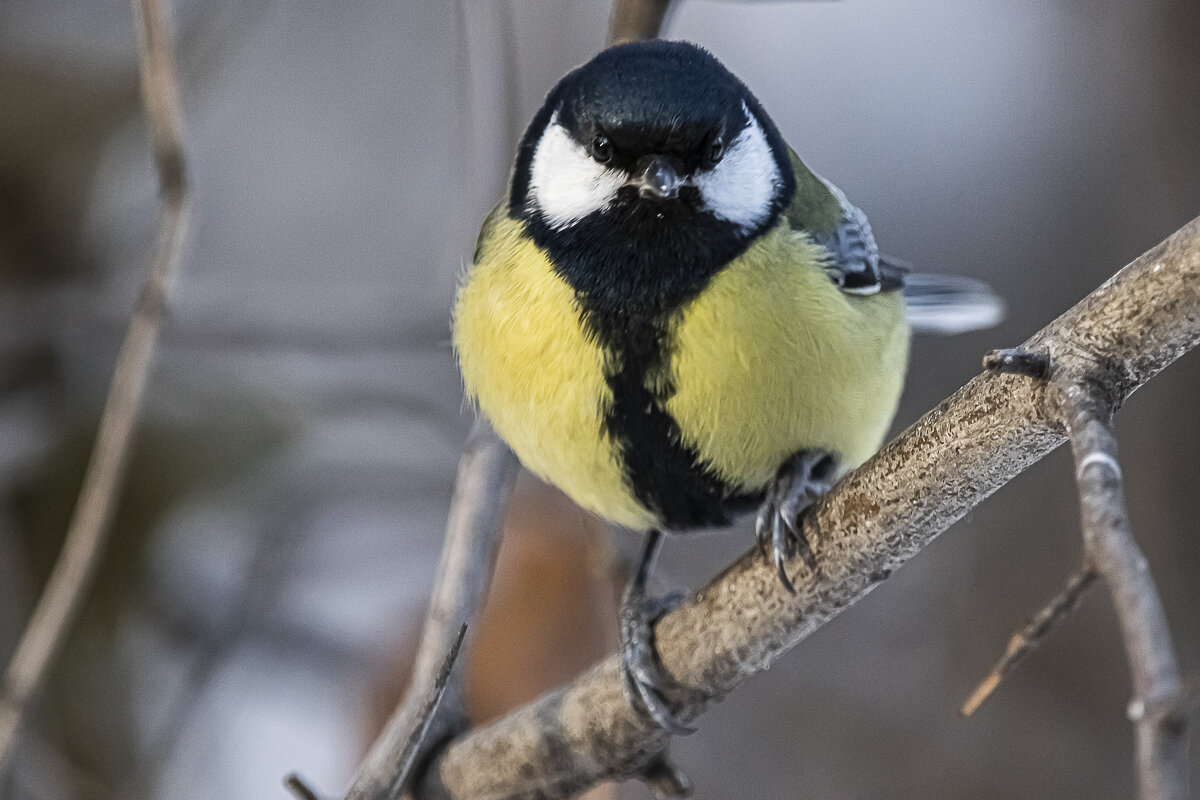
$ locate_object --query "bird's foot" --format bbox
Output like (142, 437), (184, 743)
(637, 751), (693, 799)
(620, 586), (696, 736)
(755, 450), (838, 593)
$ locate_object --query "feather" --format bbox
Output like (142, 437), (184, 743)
(901, 272), (1005, 335)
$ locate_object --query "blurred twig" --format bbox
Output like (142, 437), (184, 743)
(606, 0), (838, 44)
(413, 216), (1200, 799)
(378, 624), (468, 796)
(285, 774), (326, 800)
(961, 566), (1097, 716)
(291, 626), (467, 800)
(0, 0), (191, 772)
(340, 420), (517, 800)
(608, 0), (673, 45)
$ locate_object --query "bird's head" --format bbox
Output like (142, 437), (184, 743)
(510, 40), (795, 246)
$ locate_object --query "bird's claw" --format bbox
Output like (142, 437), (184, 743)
(758, 450), (837, 592)
(638, 752), (693, 799)
(620, 591), (697, 736)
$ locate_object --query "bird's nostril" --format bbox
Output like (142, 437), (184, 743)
(639, 183), (678, 200)
(634, 156), (683, 200)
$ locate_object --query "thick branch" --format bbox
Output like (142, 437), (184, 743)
(1060, 386), (1187, 800)
(416, 217), (1200, 800)
(0, 0), (191, 771)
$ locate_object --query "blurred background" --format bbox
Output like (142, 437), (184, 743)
(1, 1), (1198, 798)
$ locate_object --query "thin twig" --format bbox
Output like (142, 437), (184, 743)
(608, 0), (673, 46)
(341, 421), (517, 800)
(961, 567), (1098, 716)
(0, 0), (191, 771)
(289, 626), (468, 800)
(285, 774), (327, 800)
(1060, 385), (1188, 800)
(385, 624), (469, 794)
(414, 215), (1200, 800)
(968, 341), (1191, 799)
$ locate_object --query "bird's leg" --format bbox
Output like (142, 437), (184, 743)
(755, 450), (838, 593)
(619, 529), (696, 736)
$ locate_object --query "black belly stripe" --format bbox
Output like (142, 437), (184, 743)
(518, 189), (781, 530)
(506, 87), (802, 530)
(593, 308), (761, 530)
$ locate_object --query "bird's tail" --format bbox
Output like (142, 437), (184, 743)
(901, 272), (1004, 335)
(878, 254), (1004, 334)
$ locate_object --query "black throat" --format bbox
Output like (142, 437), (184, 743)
(519, 194), (766, 529)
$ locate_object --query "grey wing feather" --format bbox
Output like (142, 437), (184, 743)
(808, 177), (885, 295)
(877, 253), (909, 292)
(809, 177), (1004, 334)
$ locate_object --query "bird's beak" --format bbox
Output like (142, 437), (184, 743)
(629, 156), (685, 200)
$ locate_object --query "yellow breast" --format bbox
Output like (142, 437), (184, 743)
(453, 214), (909, 530)
(667, 224), (909, 491)
(453, 215), (658, 529)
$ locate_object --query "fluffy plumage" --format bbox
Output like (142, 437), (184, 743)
(453, 39), (1002, 735)
(453, 39), (995, 533)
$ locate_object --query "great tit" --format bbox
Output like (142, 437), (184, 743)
(453, 40), (1000, 734)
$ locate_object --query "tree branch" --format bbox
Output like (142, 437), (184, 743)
(961, 566), (1097, 716)
(413, 216), (1200, 800)
(966, 344), (1189, 796)
(341, 420), (518, 800)
(1060, 384), (1187, 800)
(0, 0), (191, 771)
(608, 0), (673, 46)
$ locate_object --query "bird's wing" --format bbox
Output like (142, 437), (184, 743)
(471, 200), (508, 264)
(781, 148), (889, 296)
(781, 148), (1002, 333)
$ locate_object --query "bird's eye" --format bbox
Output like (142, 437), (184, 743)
(707, 137), (725, 166)
(591, 133), (612, 163)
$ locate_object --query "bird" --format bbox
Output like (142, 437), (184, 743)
(452, 39), (1001, 734)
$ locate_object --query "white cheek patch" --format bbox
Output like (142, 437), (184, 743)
(693, 104), (781, 231)
(528, 114), (625, 229)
